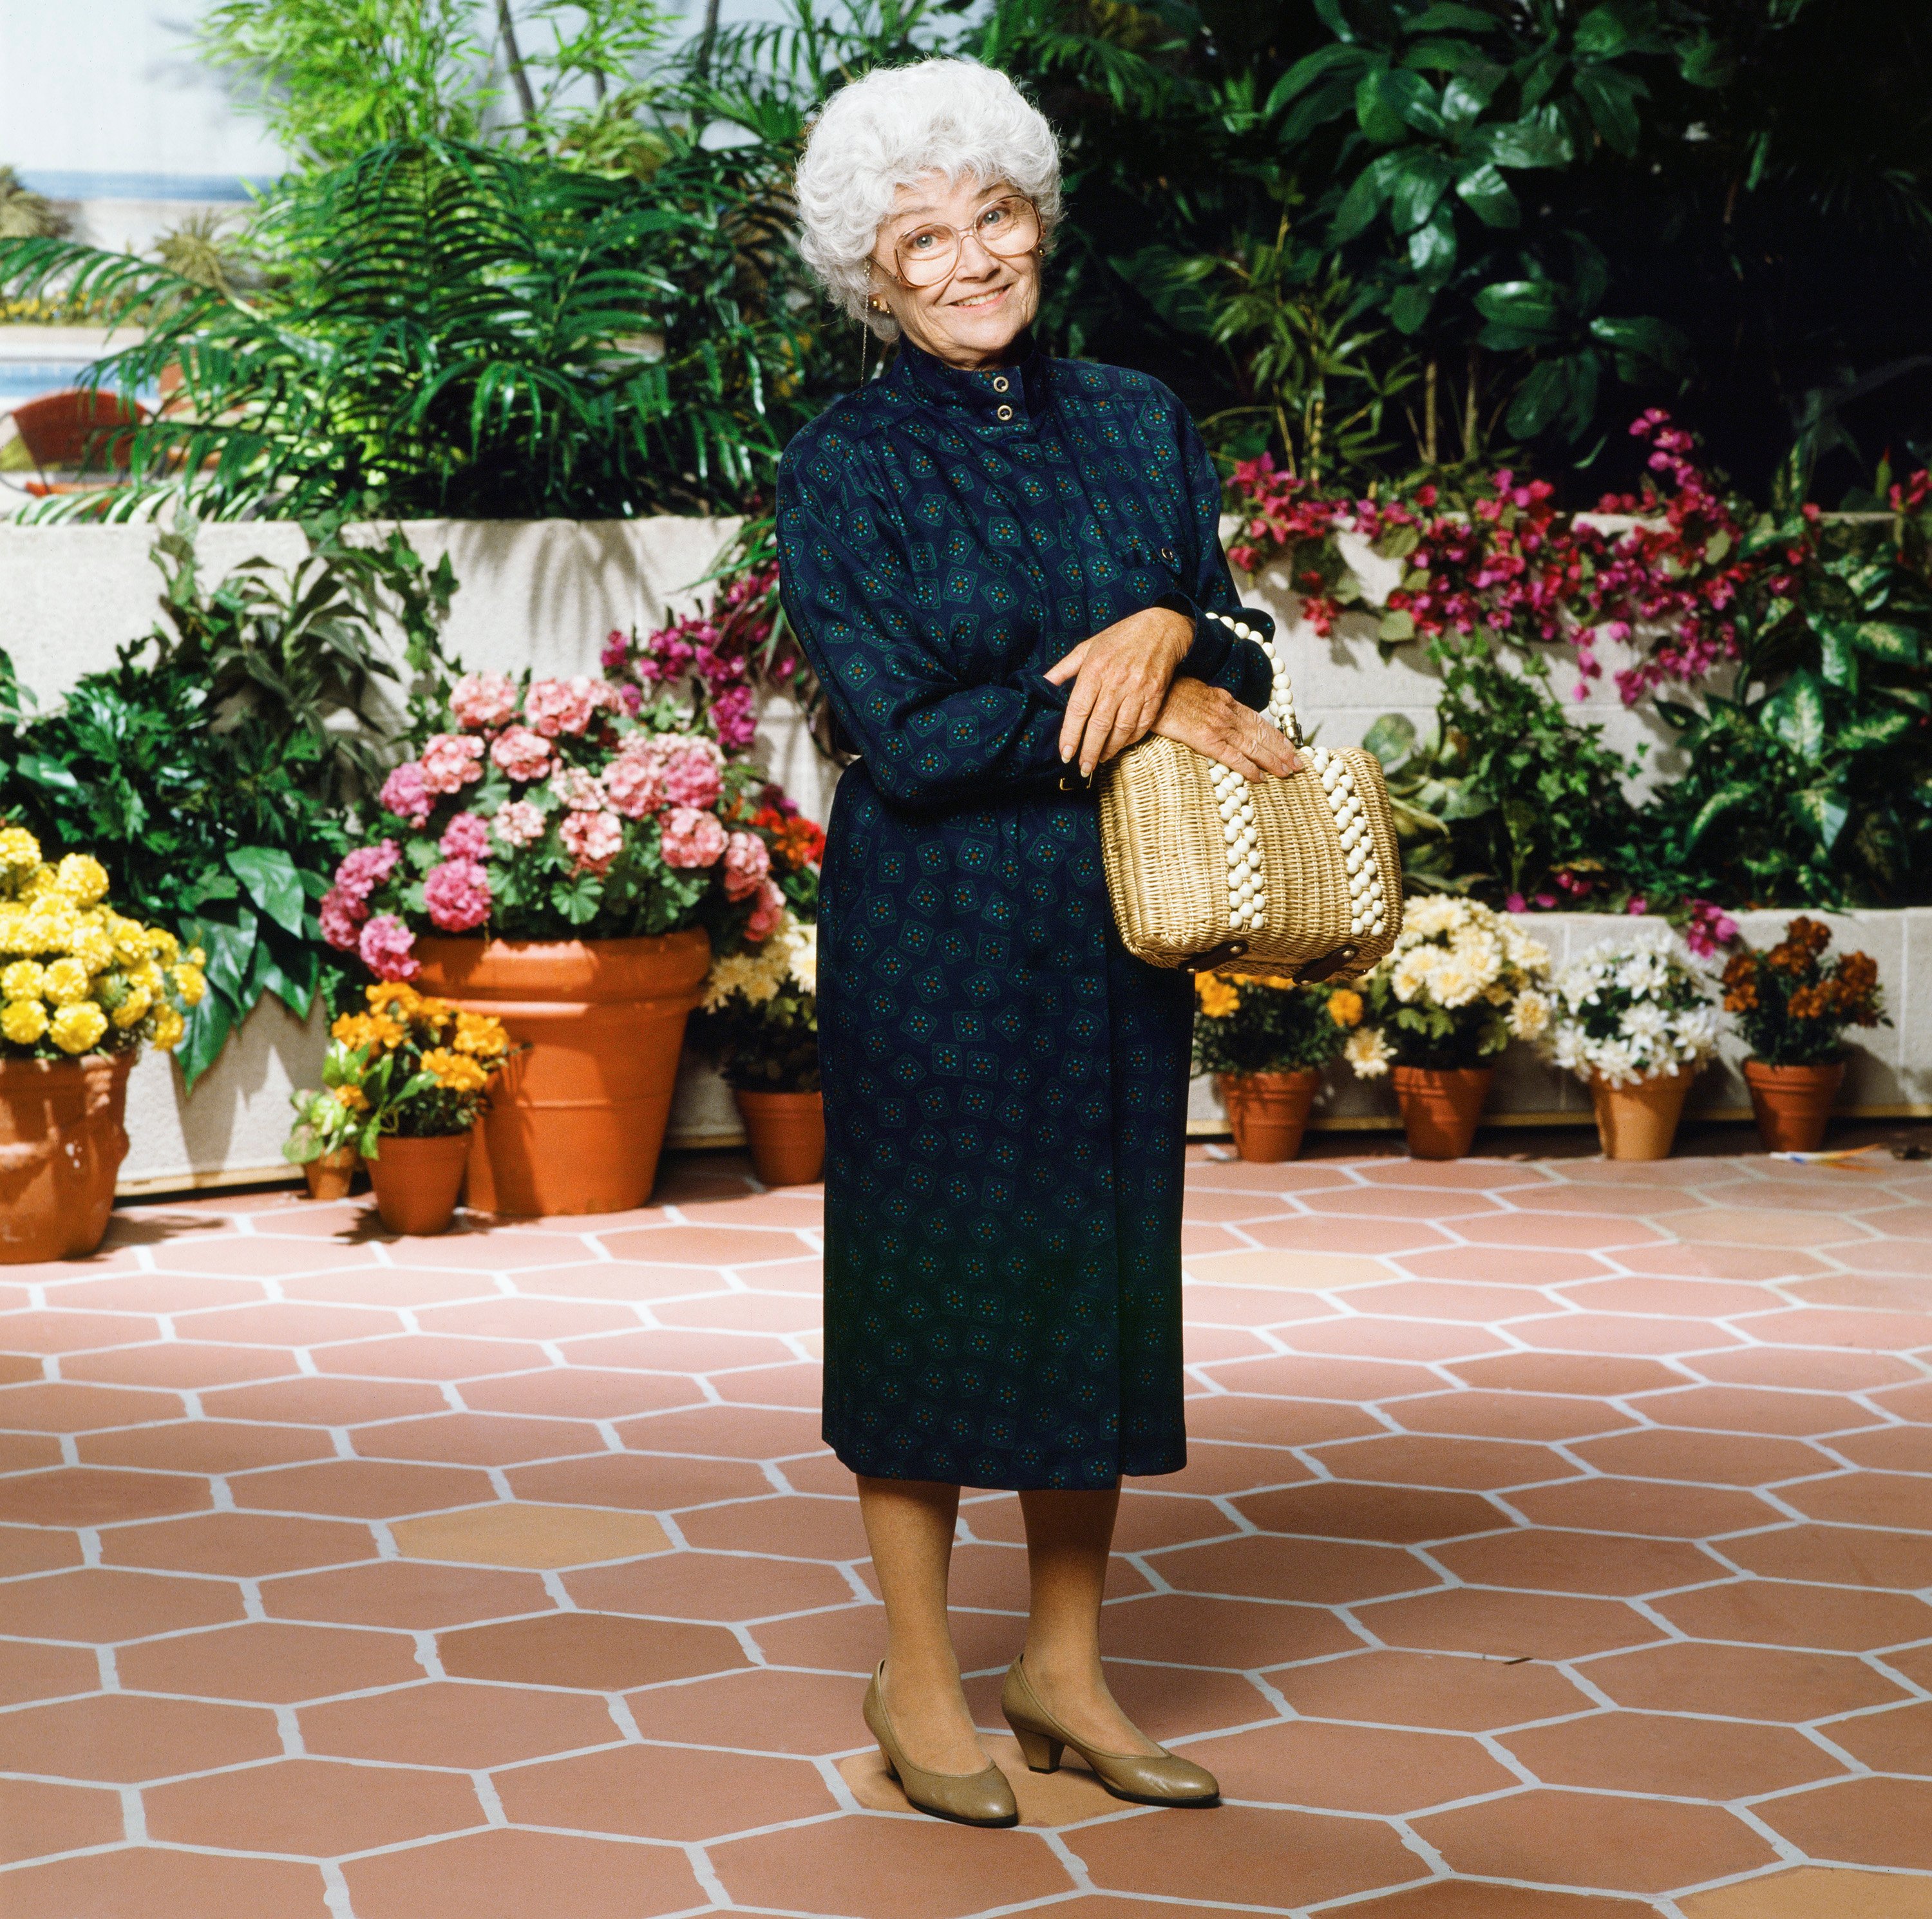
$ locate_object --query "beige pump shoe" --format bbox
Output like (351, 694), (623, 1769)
(864, 1662), (1019, 1828)
(1001, 1656), (1220, 1807)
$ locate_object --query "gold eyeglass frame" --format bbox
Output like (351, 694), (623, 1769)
(874, 193), (1043, 292)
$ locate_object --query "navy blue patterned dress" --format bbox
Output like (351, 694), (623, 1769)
(775, 332), (1276, 1489)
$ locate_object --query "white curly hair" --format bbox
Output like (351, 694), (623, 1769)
(793, 57), (1061, 342)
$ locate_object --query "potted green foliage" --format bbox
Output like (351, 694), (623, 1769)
(1193, 970), (1355, 1163)
(1721, 918), (1888, 1151)
(281, 1084), (364, 1201)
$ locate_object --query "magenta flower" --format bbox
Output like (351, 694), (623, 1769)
(419, 732), (486, 797)
(439, 813), (489, 861)
(358, 913), (420, 981)
(492, 800), (547, 849)
(744, 877), (786, 942)
(524, 676), (614, 739)
(334, 838), (401, 907)
(603, 752), (667, 820)
(721, 830), (772, 902)
(489, 724), (553, 784)
(423, 858), (492, 932)
(663, 742), (723, 810)
(319, 887), (365, 950)
(379, 761), (431, 828)
(658, 806), (728, 869)
(448, 671), (519, 732)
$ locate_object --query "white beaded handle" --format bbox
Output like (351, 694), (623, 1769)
(1202, 609), (1388, 944)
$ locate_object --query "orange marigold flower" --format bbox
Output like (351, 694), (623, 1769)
(1327, 989), (1365, 1028)
(333, 1085), (369, 1111)
(367, 982), (422, 1016)
(1787, 984), (1829, 1020)
(1722, 985), (1758, 1012)
(453, 1012), (509, 1058)
(421, 1048), (488, 1093)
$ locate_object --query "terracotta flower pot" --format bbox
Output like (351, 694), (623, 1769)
(1743, 1058), (1845, 1154)
(303, 1148), (360, 1203)
(734, 1088), (826, 1187)
(1217, 1069), (1321, 1163)
(416, 932), (710, 1217)
(1588, 1070), (1694, 1162)
(1391, 1065), (1493, 1161)
(0, 1052), (133, 1263)
(366, 1132), (471, 1236)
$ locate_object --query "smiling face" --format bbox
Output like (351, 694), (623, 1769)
(870, 172), (1041, 370)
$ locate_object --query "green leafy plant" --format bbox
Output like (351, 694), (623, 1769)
(318, 982), (514, 1146)
(282, 1083), (366, 1165)
(1718, 914), (1888, 1067)
(0, 519), (455, 1084)
(1191, 968), (1356, 1077)
(691, 914), (819, 1092)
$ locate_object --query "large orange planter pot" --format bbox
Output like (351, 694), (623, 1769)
(0, 1052), (133, 1263)
(1588, 1069), (1694, 1162)
(415, 932), (711, 1216)
(1217, 1069), (1321, 1163)
(1743, 1058), (1845, 1153)
(1391, 1065), (1493, 1162)
(733, 1088), (826, 1187)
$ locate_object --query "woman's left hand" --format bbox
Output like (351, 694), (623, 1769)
(1045, 606), (1192, 779)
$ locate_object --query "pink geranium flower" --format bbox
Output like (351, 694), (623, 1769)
(561, 809), (625, 876)
(492, 801), (547, 849)
(721, 830), (771, 902)
(334, 839), (401, 907)
(379, 761), (431, 829)
(423, 858), (492, 932)
(358, 913), (420, 981)
(420, 733), (486, 797)
(449, 671), (520, 732)
(663, 742), (723, 809)
(551, 766), (605, 813)
(603, 750), (667, 820)
(524, 676), (615, 739)
(319, 887), (365, 950)
(744, 877), (786, 942)
(489, 725), (553, 784)
(658, 806), (728, 869)
(439, 813), (489, 861)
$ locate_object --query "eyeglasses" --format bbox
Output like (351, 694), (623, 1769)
(884, 194), (1041, 290)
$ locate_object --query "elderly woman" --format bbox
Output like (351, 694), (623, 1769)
(777, 58), (1296, 1828)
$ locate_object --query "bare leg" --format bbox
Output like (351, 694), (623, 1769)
(857, 1475), (991, 1775)
(1016, 1487), (1162, 1754)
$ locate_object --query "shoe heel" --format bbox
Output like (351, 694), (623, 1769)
(1012, 1725), (1063, 1773)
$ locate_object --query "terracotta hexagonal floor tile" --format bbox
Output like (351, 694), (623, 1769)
(0, 1465), (208, 1528)
(1356, 1585), (1661, 1660)
(1502, 1708), (1846, 1799)
(1580, 1638), (1909, 1721)
(1392, 1388), (1637, 1441)
(1342, 1886), (1661, 1919)
(299, 1679), (620, 1769)
(496, 1739), (837, 1840)
(1073, 1802), (1421, 1909)
(1821, 1699), (1932, 1776)
(509, 1260), (731, 1302)
(0, 1565), (245, 1642)
(1186, 1249), (1396, 1290)
(412, 1296), (641, 1340)
(1182, 1393), (1384, 1447)
(1307, 1432), (1577, 1490)
(0, 1308), (158, 1352)
(712, 1813), (1075, 1919)
(66, 1343), (301, 1390)
(609, 1401), (824, 1458)
(1234, 1480), (1504, 1543)
(1188, 1716), (1516, 1813)
(676, 1491), (872, 1560)
(261, 1558), (553, 1631)
(0, 1691), (279, 1781)
(0, 1848), (332, 1919)
(1654, 1578), (1932, 1652)
(1202, 1352), (1451, 1403)
(200, 1375), (450, 1426)
(232, 1459), (497, 1518)
(1757, 1776), (1932, 1871)
(601, 1222), (812, 1265)
(1432, 1527), (1726, 1596)
(1724, 1523), (1932, 1592)
(348, 1412), (604, 1466)
(0, 1522), (80, 1576)
(390, 1502), (669, 1569)
(1691, 1347), (1917, 1394)
(564, 1547), (853, 1620)
(77, 1418), (332, 1475)
(1828, 1424), (1932, 1474)
(1086, 1591), (1363, 1671)
(0, 1638), (99, 1708)
(0, 1775), (124, 1862)
(1448, 1351), (1689, 1397)
(117, 1620), (425, 1703)
(622, 1664), (864, 1753)
(1678, 1866), (1932, 1919)
(1785, 1471), (1932, 1532)
(1394, 1247), (1616, 1287)
(311, 1334), (554, 1379)
(1635, 1385), (1880, 1437)
(341, 1826), (706, 1919)
(1276, 1317), (1511, 1363)
(1513, 1311), (1745, 1357)
(1149, 1532), (1435, 1605)
(1674, 1208), (1870, 1249)
(1571, 1426), (1838, 1486)
(1414, 1787), (1777, 1891)
(1272, 1647), (1591, 1730)
(1505, 1477), (1779, 1538)
(1747, 1306), (1932, 1351)
(145, 1755), (484, 1856)
(439, 1611), (748, 1690)
(459, 1366), (703, 1421)
(506, 1449), (773, 1511)
(100, 1510), (378, 1578)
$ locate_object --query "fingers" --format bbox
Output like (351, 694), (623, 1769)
(1058, 660), (1099, 762)
(1077, 680), (1130, 779)
(1044, 639), (1090, 688)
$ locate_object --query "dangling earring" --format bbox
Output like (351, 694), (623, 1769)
(860, 294), (887, 388)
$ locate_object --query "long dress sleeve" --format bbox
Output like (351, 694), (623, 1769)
(777, 431), (1077, 812)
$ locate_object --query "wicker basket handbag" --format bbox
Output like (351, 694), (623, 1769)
(1096, 608), (1403, 981)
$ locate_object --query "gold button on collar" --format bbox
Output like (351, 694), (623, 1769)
(996, 404), (1014, 421)
(992, 376), (1010, 392)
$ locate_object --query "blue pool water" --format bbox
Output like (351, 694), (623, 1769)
(0, 362), (154, 410)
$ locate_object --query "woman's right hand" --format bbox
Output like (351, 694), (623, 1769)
(1151, 679), (1300, 782)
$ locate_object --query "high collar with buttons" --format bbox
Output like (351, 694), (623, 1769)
(892, 330), (1050, 428)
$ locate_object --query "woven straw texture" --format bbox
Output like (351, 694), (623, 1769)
(1097, 740), (1404, 978)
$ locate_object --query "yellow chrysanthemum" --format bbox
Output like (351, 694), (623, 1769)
(70, 921), (115, 975)
(334, 1084), (370, 1112)
(421, 1048), (488, 1093)
(0, 826), (41, 872)
(133, 961), (166, 996)
(53, 854), (109, 907)
(170, 963), (207, 1008)
(21, 863), (62, 898)
(41, 957), (91, 1007)
(1327, 989), (1365, 1029)
(1, 998), (48, 1046)
(1194, 974), (1240, 1019)
(368, 982), (421, 1016)
(149, 1003), (184, 1050)
(50, 1001), (108, 1055)
(0, 960), (44, 1001)
(453, 1011), (509, 1058)
(21, 906), (75, 954)
(111, 985), (153, 1030)
(148, 927), (180, 962)
(110, 916), (153, 965)
(0, 905), (28, 954)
